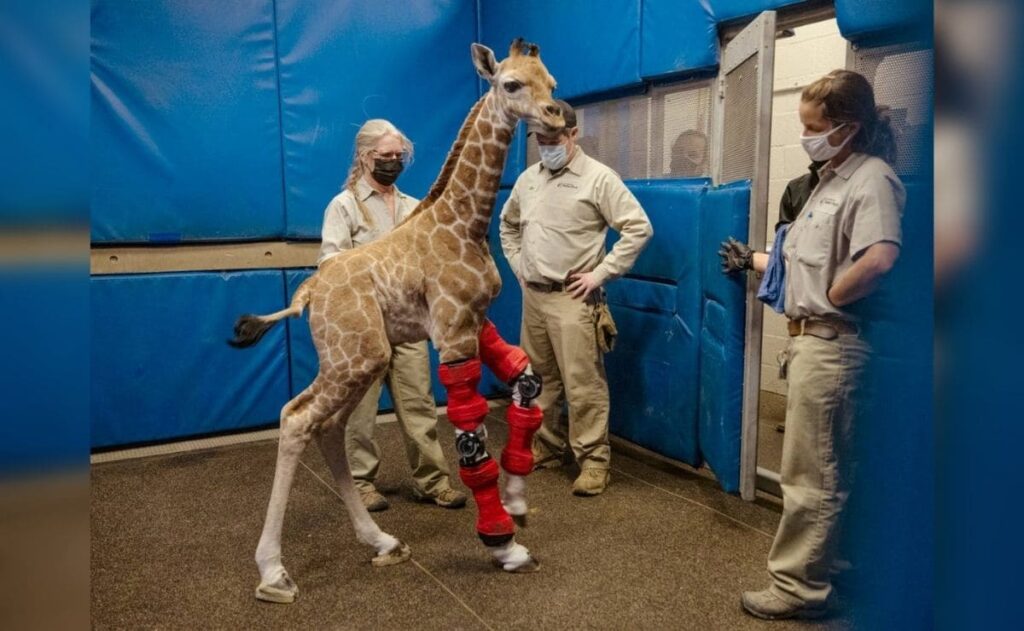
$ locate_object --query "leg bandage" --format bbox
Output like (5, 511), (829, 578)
(438, 358), (489, 432)
(455, 430), (515, 545)
(478, 319), (530, 384)
(501, 403), (543, 475)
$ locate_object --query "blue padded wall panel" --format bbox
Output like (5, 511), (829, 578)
(478, 0), (641, 100)
(697, 183), (749, 492)
(607, 306), (701, 467)
(91, 271), (290, 448)
(708, 0), (805, 22)
(276, 1), (479, 238)
(836, 0), (932, 45)
(641, 0), (718, 78)
(90, 1), (284, 243)
(621, 181), (704, 284)
(501, 123), (528, 187)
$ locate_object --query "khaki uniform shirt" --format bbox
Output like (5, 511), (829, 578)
(782, 152), (906, 321)
(499, 148), (653, 286)
(318, 178), (419, 265)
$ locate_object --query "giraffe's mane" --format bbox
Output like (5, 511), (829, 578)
(399, 95), (487, 223)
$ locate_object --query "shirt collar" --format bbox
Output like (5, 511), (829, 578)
(825, 152), (869, 181)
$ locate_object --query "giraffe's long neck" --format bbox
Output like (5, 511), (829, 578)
(436, 91), (516, 242)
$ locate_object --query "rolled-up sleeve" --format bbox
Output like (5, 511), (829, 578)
(499, 184), (523, 277)
(318, 197), (354, 265)
(592, 175), (653, 284)
(845, 171), (905, 260)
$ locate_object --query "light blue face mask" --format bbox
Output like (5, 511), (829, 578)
(538, 143), (569, 170)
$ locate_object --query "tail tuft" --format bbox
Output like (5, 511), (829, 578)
(228, 315), (274, 348)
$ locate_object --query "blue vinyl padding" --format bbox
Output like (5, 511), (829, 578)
(501, 123), (528, 187)
(640, 0), (718, 78)
(275, 0), (479, 238)
(90, 0), (285, 243)
(90, 271), (291, 448)
(478, 0), (642, 100)
(697, 182), (750, 492)
(835, 0), (933, 45)
(708, 0), (806, 22)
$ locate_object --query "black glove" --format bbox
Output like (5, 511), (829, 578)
(718, 237), (753, 274)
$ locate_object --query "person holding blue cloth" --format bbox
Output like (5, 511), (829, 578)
(720, 70), (905, 620)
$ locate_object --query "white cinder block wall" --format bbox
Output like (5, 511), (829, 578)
(760, 19), (848, 395)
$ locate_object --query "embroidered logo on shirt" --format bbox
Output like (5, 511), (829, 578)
(556, 182), (578, 189)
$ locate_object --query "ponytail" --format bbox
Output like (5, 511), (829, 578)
(802, 70), (898, 166)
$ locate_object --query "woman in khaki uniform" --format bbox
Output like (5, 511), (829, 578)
(722, 71), (905, 620)
(319, 119), (466, 512)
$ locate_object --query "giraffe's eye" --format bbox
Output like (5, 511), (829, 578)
(503, 80), (522, 93)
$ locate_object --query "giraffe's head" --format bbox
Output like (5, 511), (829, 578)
(471, 39), (563, 134)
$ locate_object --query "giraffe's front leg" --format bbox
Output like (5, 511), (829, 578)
(438, 356), (539, 573)
(477, 320), (543, 527)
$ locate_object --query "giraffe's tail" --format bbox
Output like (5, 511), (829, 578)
(227, 276), (316, 348)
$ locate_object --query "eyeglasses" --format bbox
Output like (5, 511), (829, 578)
(370, 150), (409, 162)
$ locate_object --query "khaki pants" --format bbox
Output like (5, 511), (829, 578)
(768, 332), (869, 606)
(346, 340), (452, 496)
(521, 288), (610, 470)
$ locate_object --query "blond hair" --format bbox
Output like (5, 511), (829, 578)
(343, 119), (414, 227)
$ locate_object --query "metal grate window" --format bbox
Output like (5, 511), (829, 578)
(853, 44), (933, 177)
(720, 54), (760, 184)
(525, 80), (713, 181)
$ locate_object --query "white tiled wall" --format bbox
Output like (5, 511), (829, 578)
(760, 19), (847, 395)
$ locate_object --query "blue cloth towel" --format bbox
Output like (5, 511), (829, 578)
(757, 224), (790, 314)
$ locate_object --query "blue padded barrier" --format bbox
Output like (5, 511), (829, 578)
(90, 1), (285, 243)
(91, 271), (291, 448)
(697, 182), (750, 492)
(478, 0), (642, 100)
(836, 0), (932, 45)
(640, 0), (718, 78)
(501, 123), (528, 188)
(708, 0), (805, 22)
(275, 0), (479, 239)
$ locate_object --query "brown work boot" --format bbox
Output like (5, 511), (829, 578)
(413, 487), (468, 509)
(572, 468), (610, 496)
(359, 488), (389, 512)
(740, 589), (829, 620)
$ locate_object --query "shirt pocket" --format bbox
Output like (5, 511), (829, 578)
(794, 200), (840, 268)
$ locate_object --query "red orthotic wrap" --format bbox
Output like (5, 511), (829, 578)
(478, 319), (529, 384)
(438, 358), (489, 432)
(459, 458), (515, 538)
(501, 403), (543, 475)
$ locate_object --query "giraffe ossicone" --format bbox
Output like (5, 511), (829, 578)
(229, 39), (564, 603)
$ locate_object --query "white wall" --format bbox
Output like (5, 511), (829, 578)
(760, 18), (847, 395)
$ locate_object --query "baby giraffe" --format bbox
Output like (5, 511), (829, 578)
(230, 39), (564, 603)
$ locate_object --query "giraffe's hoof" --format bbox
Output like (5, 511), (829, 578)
(511, 512), (528, 528)
(498, 555), (541, 574)
(371, 542), (412, 567)
(255, 570), (298, 604)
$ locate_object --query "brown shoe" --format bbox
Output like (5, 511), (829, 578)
(572, 469), (609, 496)
(740, 589), (829, 620)
(413, 487), (467, 509)
(359, 488), (389, 512)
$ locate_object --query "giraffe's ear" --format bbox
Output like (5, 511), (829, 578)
(471, 43), (497, 82)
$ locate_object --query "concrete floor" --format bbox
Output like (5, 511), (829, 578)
(91, 406), (850, 630)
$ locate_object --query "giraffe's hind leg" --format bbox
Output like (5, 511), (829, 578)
(316, 404), (411, 567)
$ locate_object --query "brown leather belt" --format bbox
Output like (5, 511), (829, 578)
(787, 318), (859, 339)
(526, 281), (567, 293)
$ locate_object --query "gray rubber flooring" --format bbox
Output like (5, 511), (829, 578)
(91, 406), (850, 630)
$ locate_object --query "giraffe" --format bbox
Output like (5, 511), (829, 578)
(229, 39), (564, 604)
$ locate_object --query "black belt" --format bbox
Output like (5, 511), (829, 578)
(526, 281), (567, 293)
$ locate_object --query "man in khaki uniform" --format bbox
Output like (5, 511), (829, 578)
(499, 100), (653, 496)
(725, 71), (905, 620)
(320, 119), (466, 512)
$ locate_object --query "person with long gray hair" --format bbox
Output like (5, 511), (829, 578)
(319, 119), (467, 512)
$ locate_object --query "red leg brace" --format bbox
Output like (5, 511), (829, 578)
(460, 458), (515, 544)
(438, 358), (489, 432)
(478, 319), (529, 384)
(501, 403), (543, 475)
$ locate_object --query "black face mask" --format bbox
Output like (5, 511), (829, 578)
(371, 158), (404, 186)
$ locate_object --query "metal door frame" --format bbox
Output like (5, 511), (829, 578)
(711, 10), (776, 501)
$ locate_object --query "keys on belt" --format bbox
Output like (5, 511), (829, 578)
(787, 318), (859, 340)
